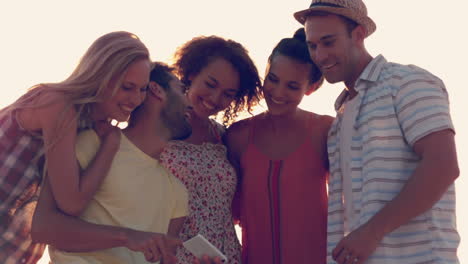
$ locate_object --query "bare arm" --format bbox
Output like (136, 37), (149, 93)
(38, 96), (119, 216)
(167, 217), (186, 258)
(167, 217), (186, 238)
(223, 123), (246, 178)
(224, 119), (250, 179)
(318, 115), (334, 171)
(332, 130), (459, 263)
(224, 120), (250, 224)
(32, 177), (128, 251)
(365, 129), (458, 236)
(32, 178), (181, 263)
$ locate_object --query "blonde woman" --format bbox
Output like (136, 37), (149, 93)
(0, 31), (151, 263)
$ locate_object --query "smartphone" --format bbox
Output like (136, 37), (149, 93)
(182, 234), (228, 262)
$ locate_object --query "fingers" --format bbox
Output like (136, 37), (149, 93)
(144, 239), (175, 264)
(335, 247), (349, 264)
(143, 249), (159, 263)
(199, 255), (212, 264)
(353, 256), (362, 264)
(127, 231), (179, 264)
(158, 236), (181, 264)
(166, 236), (183, 253)
(158, 238), (170, 264)
(143, 250), (152, 261)
(166, 238), (183, 260)
(94, 120), (119, 136)
(344, 252), (359, 264)
(332, 241), (344, 260)
(333, 246), (361, 264)
(148, 245), (162, 263)
(198, 255), (222, 264)
(211, 256), (223, 264)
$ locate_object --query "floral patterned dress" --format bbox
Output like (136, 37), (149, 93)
(160, 123), (241, 264)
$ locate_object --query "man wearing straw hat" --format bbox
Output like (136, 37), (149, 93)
(294, 1), (460, 263)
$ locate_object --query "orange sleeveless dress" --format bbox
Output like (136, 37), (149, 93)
(237, 114), (328, 264)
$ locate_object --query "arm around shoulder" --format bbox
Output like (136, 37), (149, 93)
(37, 95), (84, 215)
(32, 177), (181, 258)
(31, 177), (128, 251)
(224, 119), (251, 224)
(318, 114), (335, 169)
(39, 94), (120, 216)
(224, 119), (251, 169)
(321, 114), (335, 129)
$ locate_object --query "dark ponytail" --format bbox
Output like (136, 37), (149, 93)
(293, 27), (306, 42)
(268, 28), (323, 88)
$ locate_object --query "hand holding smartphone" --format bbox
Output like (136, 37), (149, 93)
(183, 234), (227, 263)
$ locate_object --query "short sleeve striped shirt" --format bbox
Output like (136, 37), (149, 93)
(327, 55), (459, 264)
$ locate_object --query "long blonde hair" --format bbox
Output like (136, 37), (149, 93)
(1, 31), (150, 129)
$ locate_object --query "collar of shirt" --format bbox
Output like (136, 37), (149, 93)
(334, 54), (388, 112)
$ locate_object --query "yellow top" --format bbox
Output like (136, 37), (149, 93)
(49, 130), (188, 264)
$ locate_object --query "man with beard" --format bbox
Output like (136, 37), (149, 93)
(32, 62), (193, 264)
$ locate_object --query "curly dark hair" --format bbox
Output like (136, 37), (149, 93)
(172, 36), (262, 126)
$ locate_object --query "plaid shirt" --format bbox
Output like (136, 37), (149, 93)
(0, 111), (46, 264)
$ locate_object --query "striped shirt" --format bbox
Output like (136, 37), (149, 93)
(327, 55), (459, 264)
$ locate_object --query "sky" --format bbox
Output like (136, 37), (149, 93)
(1, 0), (467, 263)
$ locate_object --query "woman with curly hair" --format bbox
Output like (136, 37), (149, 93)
(159, 35), (262, 264)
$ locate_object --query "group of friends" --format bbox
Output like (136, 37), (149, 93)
(0, 0), (460, 263)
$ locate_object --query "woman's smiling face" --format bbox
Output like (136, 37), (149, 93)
(186, 58), (240, 118)
(263, 54), (313, 116)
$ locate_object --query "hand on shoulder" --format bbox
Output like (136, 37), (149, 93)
(224, 117), (254, 169)
(320, 114), (335, 131)
(224, 117), (252, 150)
(94, 120), (121, 154)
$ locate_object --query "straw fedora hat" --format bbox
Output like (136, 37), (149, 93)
(294, 0), (376, 37)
